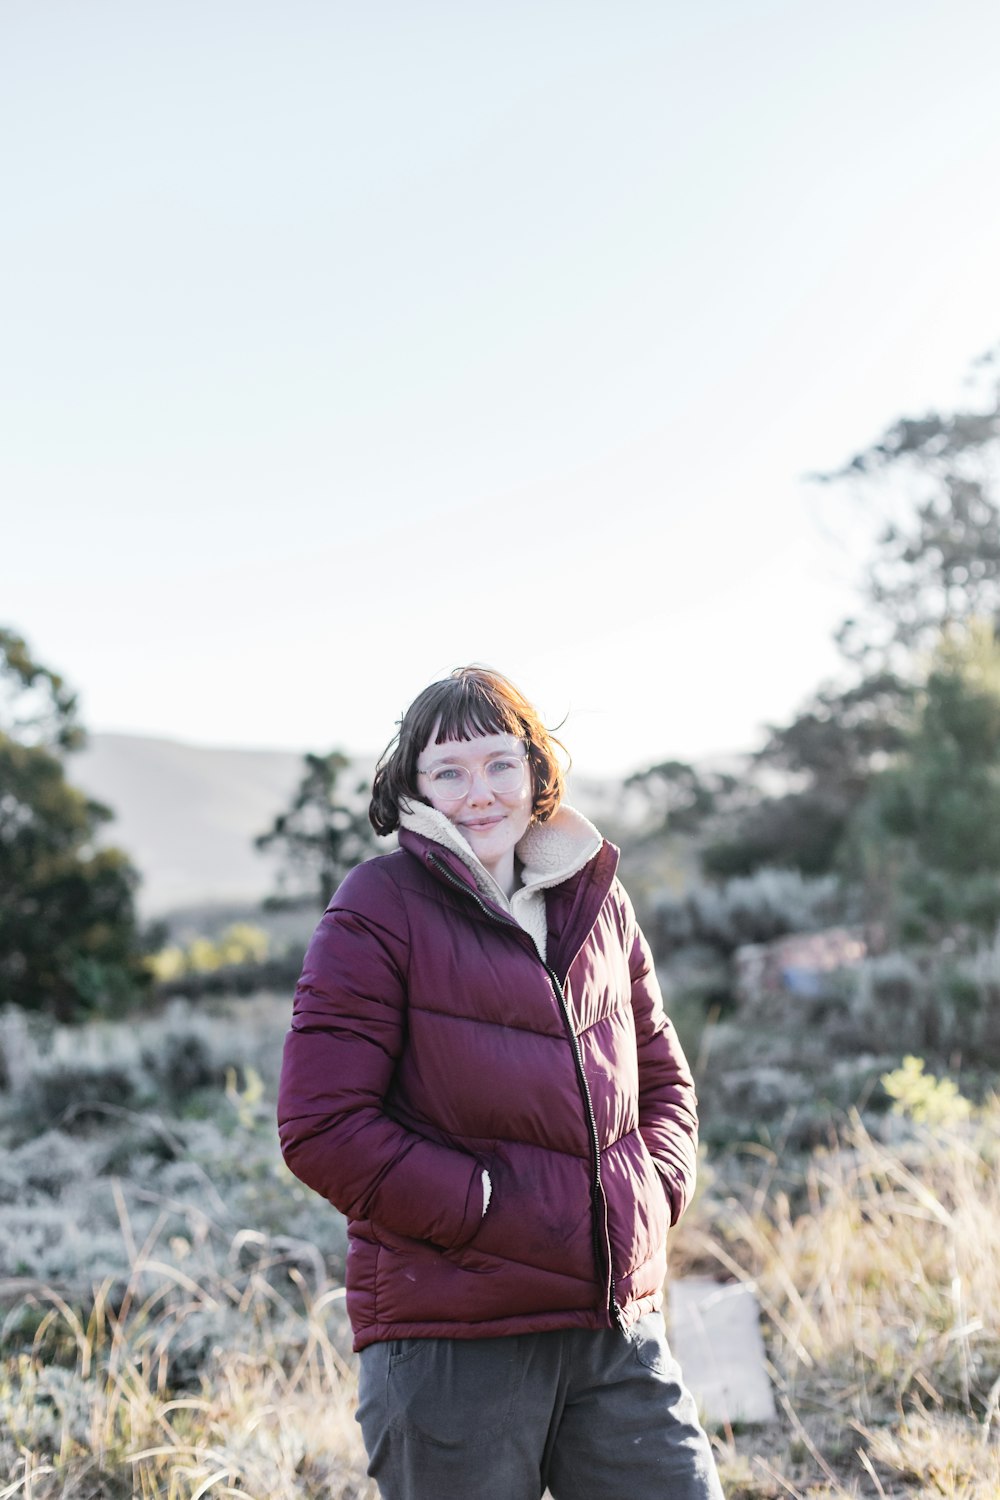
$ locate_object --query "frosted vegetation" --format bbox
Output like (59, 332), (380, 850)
(0, 998), (374, 1498)
(2, 991), (999, 1498)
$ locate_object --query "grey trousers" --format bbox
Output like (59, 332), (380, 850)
(356, 1313), (725, 1500)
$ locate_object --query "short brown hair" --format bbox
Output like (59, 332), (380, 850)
(369, 666), (568, 836)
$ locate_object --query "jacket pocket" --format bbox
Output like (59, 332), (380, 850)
(469, 1144), (595, 1281)
(603, 1130), (671, 1275)
(370, 1153), (489, 1256)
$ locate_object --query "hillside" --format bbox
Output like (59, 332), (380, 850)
(70, 733), (322, 915)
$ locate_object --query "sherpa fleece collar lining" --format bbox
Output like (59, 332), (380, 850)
(397, 800), (603, 959)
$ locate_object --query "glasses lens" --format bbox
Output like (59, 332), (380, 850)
(422, 756), (526, 801)
(424, 766), (472, 801)
(486, 758), (526, 793)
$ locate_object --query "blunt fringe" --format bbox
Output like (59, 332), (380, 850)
(369, 666), (568, 836)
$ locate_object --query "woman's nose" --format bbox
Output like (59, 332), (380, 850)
(466, 769), (495, 804)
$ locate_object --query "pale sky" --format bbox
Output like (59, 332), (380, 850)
(4, 1), (1000, 776)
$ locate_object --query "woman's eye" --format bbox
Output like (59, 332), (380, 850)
(490, 761), (517, 773)
(434, 768), (461, 782)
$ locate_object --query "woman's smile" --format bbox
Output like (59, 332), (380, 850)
(460, 813), (506, 830)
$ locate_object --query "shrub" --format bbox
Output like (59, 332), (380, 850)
(0, 1130), (91, 1205)
(846, 950), (936, 1053)
(845, 943), (1000, 1066)
(16, 1061), (140, 1140)
(881, 1055), (972, 1127)
(650, 868), (842, 959)
(143, 1028), (225, 1100)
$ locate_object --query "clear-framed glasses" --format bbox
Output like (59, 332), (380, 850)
(418, 753), (528, 803)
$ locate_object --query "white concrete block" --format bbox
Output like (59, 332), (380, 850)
(668, 1275), (777, 1427)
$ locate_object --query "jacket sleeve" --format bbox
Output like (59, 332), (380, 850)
(622, 888), (699, 1225)
(277, 863), (485, 1249)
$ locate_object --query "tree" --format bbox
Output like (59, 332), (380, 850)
(255, 750), (376, 910)
(815, 348), (1000, 670)
(0, 627), (149, 1019)
(621, 760), (740, 841)
(847, 620), (1000, 942)
(703, 672), (914, 877)
(702, 348), (1000, 880)
(0, 627), (82, 751)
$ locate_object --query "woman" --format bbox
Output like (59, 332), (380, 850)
(277, 667), (723, 1500)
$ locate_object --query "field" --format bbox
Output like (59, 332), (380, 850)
(1, 995), (998, 1499)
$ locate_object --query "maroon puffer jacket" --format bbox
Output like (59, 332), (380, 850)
(277, 827), (698, 1352)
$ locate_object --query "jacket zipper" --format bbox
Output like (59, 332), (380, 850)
(427, 853), (626, 1334)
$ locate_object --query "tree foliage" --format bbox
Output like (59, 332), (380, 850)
(0, 627), (149, 1019)
(698, 350), (1000, 882)
(0, 626), (82, 752)
(255, 750), (376, 910)
(703, 673), (914, 877)
(817, 350), (1000, 669)
(622, 760), (742, 841)
(847, 621), (1000, 941)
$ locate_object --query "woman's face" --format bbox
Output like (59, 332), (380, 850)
(416, 728), (534, 887)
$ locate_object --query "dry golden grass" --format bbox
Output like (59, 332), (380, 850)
(1, 1218), (375, 1500)
(682, 1095), (1000, 1498)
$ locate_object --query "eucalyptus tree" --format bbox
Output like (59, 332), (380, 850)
(0, 627), (148, 1018)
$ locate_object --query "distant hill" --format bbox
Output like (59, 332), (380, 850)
(71, 733), (370, 917)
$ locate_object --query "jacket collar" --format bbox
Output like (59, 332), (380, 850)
(398, 801), (606, 961)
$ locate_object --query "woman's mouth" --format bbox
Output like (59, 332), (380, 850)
(460, 815), (504, 831)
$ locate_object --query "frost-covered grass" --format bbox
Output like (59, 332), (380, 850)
(2, 1000), (999, 1497)
(1, 1231), (371, 1499)
(0, 997), (372, 1498)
